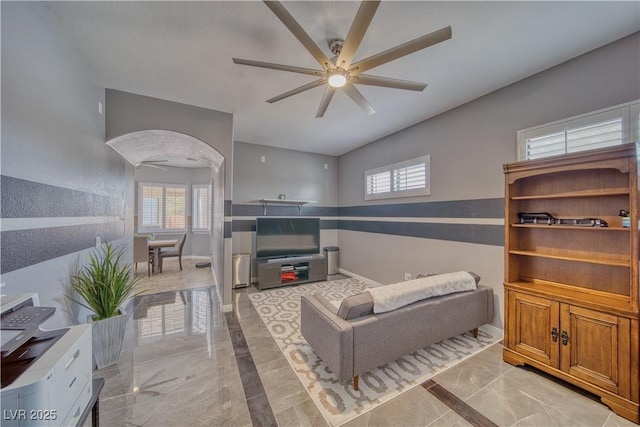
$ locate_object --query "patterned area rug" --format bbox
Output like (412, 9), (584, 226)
(249, 278), (503, 426)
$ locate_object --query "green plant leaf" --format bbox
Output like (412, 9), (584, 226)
(67, 242), (143, 320)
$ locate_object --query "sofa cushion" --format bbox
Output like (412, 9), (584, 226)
(336, 272), (480, 319)
(312, 294), (339, 316)
(337, 292), (374, 320)
(368, 271), (479, 313)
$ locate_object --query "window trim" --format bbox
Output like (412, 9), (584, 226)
(517, 100), (639, 161)
(191, 184), (211, 234)
(137, 182), (188, 234)
(365, 155), (430, 201)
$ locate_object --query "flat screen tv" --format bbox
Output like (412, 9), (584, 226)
(256, 217), (320, 259)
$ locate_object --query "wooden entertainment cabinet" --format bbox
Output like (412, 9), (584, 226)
(502, 144), (639, 423)
(256, 255), (326, 290)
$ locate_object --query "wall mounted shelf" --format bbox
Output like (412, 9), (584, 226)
(258, 198), (317, 215)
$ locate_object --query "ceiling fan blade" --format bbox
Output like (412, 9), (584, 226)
(336, 0), (381, 70)
(140, 163), (168, 170)
(343, 85), (375, 115)
(316, 87), (336, 118)
(233, 58), (325, 77)
(266, 79), (326, 103)
(350, 26), (452, 74)
(355, 74), (427, 91)
(263, 1), (334, 70)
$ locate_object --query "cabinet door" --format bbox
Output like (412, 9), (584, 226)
(560, 305), (626, 394)
(508, 291), (560, 367)
(307, 257), (326, 281)
(258, 263), (282, 287)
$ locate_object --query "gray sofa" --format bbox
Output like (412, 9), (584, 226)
(301, 283), (494, 390)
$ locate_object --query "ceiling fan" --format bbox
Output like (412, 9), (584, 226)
(137, 160), (170, 170)
(136, 158), (200, 169)
(233, 0), (452, 118)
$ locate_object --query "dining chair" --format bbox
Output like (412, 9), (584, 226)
(133, 235), (154, 276)
(159, 233), (187, 272)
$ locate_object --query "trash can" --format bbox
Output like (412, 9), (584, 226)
(324, 246), (339, 275)
(232, 253), (251, 288)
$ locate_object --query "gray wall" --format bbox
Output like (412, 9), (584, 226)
(337, 32), (640, 328)
(105, 90), (234, 309)
(232, 142), (339, 279)
(233, 142), (338, 206)
(1, 2), (132, 328)
(134, 166), (213, 257)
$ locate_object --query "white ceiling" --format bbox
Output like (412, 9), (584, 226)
(49, 1), (639, 157)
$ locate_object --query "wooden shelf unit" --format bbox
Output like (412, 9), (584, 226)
(503, 144), (639, 423)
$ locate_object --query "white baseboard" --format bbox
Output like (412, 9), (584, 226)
(339, 268), (384, 287)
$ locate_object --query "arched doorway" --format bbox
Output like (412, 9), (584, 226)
(107, 130), (226, 301)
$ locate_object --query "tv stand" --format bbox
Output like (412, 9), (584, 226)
(257, 255), (326, 290)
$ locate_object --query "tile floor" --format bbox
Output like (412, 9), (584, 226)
(95, 259), (637, 426)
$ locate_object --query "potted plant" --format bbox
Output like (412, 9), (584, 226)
(67, 242), (141, 369)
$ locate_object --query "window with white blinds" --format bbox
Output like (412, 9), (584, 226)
(192, 185), (211, 233)
(365, 155), (430, 200)
(138, 182), (187, 233)
(366, 171), (391, 195)
(518, 101), (639, 161)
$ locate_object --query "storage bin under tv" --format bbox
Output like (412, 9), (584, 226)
(257, 255), (326, 290)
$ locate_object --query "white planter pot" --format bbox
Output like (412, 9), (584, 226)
(89, 310), (127, 370)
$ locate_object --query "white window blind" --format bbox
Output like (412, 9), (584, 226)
(394, 163), (427, 191)
(366, 171), (391, 196)
(365, 155), (430, 200)
(192, 185), (211, 233)
(138, 182), (187, 233)
(518, 101), (638, 161)
(141, 185), (163, 229)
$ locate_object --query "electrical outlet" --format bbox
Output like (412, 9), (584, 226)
(404, 272), (412, 281)
(95, 236), (102, 247)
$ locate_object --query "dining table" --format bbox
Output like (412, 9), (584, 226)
(148, 239), (178, 273)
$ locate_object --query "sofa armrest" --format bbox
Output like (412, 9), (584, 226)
(301, 294), (354, 381)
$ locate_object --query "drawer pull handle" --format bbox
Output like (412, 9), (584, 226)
(65, 349), (80, 371)
(550, 327), (559, 342)
(69, 376), (76, 388)
(561, 330), (569, 346)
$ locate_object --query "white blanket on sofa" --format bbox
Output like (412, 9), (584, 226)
(367, 271), (477, 313)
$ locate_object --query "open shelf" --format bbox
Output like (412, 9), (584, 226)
(256, 255), (326, 290)
(258, 198), (317, 215)
(508, 249), (630, 267)
(505, 280), (634, 313)
(511, 223), (629, 231)
(511, 187), (629, 200)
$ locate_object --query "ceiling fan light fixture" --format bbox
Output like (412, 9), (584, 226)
(233, 1), (451, 117)
(328, 71), (348, 88)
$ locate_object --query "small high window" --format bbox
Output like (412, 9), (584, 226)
(365, 155), (430, 200)
(518, 101), (639, 161)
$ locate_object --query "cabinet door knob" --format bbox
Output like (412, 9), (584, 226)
(561, 330), (569, 346)
(551, 327), (559, 342)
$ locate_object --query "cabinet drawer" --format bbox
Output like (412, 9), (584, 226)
(60, 379), (92, 427)
(48, 328), (92, 422)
